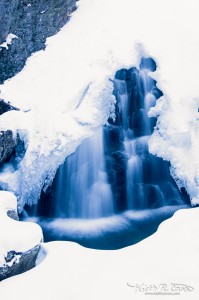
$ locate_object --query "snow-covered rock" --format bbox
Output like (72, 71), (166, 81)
(0, 207), (199, 299)
(0, 191), (43, 281)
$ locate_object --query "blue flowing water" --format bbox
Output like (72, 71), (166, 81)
(113, 62), (184, 210)
(23, 58), (190, 249)
(54, 128), (114, 218)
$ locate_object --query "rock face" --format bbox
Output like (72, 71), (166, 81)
(0, 0), (78, 83)
(0, 0), (78, 168)
(0, 0), (78, 161)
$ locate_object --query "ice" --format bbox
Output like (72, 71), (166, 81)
(149, 97), (199, 204)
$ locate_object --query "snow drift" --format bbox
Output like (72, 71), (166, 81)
(0, 191), (42, 266)
(0, 206), (199, 299)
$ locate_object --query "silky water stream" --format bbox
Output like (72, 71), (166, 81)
(23, 58), (190, 249)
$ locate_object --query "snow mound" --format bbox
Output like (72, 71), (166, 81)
(0, 191), (17, 212)
(0, 207), (199, 299)
(0, 191), (43, 266)
(149, 96), (199, 204)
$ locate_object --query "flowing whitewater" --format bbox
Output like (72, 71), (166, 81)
(24, 58), (189, 249)
(53, 128), (114, 218)
(113, 59), (184, 210)
(44, 57), (185, 220)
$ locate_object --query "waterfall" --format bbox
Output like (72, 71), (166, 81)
(53, 128), (114, 218)
(32, 57), (187, 222)
(113, 58), (184, 209)
(22, 57), (190, 249)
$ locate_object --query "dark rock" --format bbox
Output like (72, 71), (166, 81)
(0, 0), (78, 83)
(14, 134), (26, 165)
(0, 97), (21, 168)
(0, 131), (25, 165)
(0, 100), (19, 115)
(139, 57), (157, 71)
(0, 99), (20, 165)
(7, 209), (19, 221)
(0, 245), (40, 281)
(0, 130), (17, 164)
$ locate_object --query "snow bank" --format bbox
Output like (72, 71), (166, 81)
(0, 207), (199, 299)
(0, 191), (43, 266)
(0, 0), (199, 206)
(149, 96), (199, 204)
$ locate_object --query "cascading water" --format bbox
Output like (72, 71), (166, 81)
(112, 59), (184, 210)
(25, 57), (189, 249)
(53, 128), (114, 218)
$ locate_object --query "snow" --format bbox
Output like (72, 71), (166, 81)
(0, 80), (115, 209)
(0, 191), (43, 266)
(0, 1), (198, 297)
(0, 34), (18, 50)
(149, 96), (199, 204)
(0, 207), (199, 299)
(0, 0), (199, 206)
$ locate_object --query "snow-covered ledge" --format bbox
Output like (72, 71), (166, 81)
(0, 207), (199, 299)
(0, 191), (43, 281)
